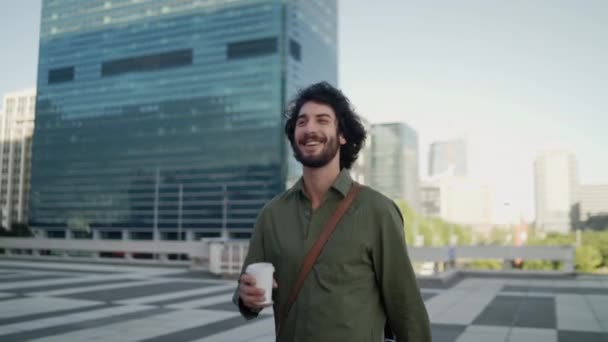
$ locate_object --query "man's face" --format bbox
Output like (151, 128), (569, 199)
(292, 101), (346, 168)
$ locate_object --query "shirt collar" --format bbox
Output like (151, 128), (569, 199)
(292, 169), (353, 198)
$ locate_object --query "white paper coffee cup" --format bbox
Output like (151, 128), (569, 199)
(245, 262), (274, 305)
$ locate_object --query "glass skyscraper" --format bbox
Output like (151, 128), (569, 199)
(370, 122), (420, 211)
(30, 0), (337, 239)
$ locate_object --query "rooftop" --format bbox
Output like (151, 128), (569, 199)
(0, 260), (606, 342)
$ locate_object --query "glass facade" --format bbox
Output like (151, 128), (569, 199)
(371, 123), (420, 211)
(30, 0), (337, 237)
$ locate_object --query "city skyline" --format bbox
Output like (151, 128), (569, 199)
(2, 1), (608, 224)
(339, 0), (608, 223)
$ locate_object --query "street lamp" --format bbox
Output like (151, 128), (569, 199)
(153, 167), (160, 260)
(221, 184), (229, 240)
(178, 182), (183, 241)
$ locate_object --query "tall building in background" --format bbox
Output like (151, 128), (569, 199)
(428, 138), (467, 177)
(534, 150), (579, 233)
(371, 122), (420, 211)
(0, 89), (36, 229)
(350, 116), (372, 185)
(420, 176), (492, 232)
(420, 181), (440, 218)
(578, 184), (608, 219)
(31, 0), (337, 239)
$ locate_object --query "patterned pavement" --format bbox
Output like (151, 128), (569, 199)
(0, 260), (607, 341)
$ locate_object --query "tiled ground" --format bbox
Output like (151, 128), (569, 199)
(0, 260), (607, 341)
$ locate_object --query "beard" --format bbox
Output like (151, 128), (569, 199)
(292, 133), (340, 168)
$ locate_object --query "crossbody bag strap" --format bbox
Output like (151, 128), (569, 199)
(275, 182), (362, 337)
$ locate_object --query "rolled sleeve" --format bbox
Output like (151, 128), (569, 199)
(232, 208), (268, 320)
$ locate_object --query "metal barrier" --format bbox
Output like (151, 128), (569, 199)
(0, 237), (575, 274)
(208, 240), (249, 275)
(0, 237), (207, 267)
(454, 245), (575, 272)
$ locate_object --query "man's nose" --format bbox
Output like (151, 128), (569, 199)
(302, 121), (319, 134)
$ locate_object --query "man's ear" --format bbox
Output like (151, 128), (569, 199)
(339, 134), (346, 145)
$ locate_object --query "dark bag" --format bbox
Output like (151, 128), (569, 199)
(385, 324), (396, 342)
(276, 183), (396, 341)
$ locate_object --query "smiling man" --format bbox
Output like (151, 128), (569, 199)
(233, 82), (431, 342)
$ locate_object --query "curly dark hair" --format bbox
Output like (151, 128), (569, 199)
(284, 82), (366, 170)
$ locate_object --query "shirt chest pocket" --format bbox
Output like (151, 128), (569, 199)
(315, 215), (374, 286)
(317, 208), (365, 263)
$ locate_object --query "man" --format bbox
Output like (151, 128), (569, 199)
(233, 82), (431, 341)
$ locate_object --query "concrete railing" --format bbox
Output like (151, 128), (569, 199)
(454, 245), (575, 272)
(0, 237), (208, 267)
(408, 246), (451, 262)
(455, 245), (574, 261)
(405, 245), (575, 273)
(208, 240), (249, 275)
(0, 237), (575, 274)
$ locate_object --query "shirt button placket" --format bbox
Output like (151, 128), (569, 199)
(302, 204), (312, 239)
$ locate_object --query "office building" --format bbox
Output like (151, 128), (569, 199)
(31, 0), (337, 239)
(421, 176), (492, 232)
(534, 150), (578, 233)
(428, 138), (467, 177)
(0, 89), (36, 229)
(371, 122), (420, 211)
(579, 184), (608, 219)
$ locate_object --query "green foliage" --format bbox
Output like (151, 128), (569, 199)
(468, 259), (502, 270)
(484, 227), (512, 245)
(524, 229), (608, 273)
(581, 231), (608, 266)
(527, 231), (575, 246)
(394, 200), (473, 246)
(394, 200), (608, 274)
(575, 245), (602, 273)
(522, 260), (558, 271)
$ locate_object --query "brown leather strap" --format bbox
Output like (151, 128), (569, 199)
(276, 182), (362, 337)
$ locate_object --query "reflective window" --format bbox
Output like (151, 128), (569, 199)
(48, 66), (74, 84)
(227, 37), (277, 60)
(102, 49), (193, 77)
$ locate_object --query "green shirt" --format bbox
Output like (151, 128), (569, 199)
(233, 170), (431, 342)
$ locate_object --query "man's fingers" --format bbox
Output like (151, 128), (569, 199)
(240, 274), (257, 286)
(241, 293), (269, 310)
(241, 285), (264, 296)
(240, 273), (274, 310)
(242, 294), (266, 304)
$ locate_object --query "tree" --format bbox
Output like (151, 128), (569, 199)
(575, 245), (602, 273)
(394, 200), (473, 246)
(582, 230), (608, 267)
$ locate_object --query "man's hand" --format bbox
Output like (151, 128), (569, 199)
(239, 273), (278, 311)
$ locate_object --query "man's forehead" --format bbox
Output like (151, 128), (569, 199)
(297, 102), (335, 118)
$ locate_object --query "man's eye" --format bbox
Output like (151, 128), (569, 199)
(296, 120), (306, 126)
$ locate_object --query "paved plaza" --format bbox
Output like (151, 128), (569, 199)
(0, 260), (607, 341)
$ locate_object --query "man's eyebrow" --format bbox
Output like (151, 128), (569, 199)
(297, 113), (332, 119)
